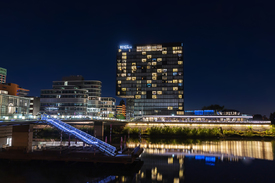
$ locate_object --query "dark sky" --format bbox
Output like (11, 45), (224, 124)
(0, 0), (274, 116)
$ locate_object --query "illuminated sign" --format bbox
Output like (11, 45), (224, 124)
(120, 45), (132, 49)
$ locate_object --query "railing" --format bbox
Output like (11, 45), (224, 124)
(40, 114), (116, 156)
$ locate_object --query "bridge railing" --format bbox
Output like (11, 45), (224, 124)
(40, 114), (116, 156)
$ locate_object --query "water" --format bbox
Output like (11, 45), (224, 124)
(1, 138), (275, 183)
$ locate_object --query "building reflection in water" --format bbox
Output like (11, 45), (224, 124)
(128, 140), (273, 182)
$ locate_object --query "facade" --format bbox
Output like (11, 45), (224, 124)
(26, 96), (40, 116)
(0, 67), (7, 83)
(100, 97), (116, 117)
(0, 90), (30, 119)
(116, 104), (126, 117)
(116, 43), (184, 119)
(185, 109), (241, 116)
(0, 83), (29, 96)
(40, 76), (101, 116)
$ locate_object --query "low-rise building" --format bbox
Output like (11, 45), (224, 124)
(26, 96), (40, 116)
(100, 97), (116, 117)
(0, 83), (29, 96)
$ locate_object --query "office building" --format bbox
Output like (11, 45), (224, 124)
(0, 67), (7, 83)
(116, 104), (126, 117)
(26, 96), (40, 116)
(40, 76), (101, 116)
(100, 97), (116, 117)
(116, 43), (184, 119)
(0, 83), (29, 96)
(0, 90), (30, 119)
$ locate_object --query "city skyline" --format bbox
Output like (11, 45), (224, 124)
(0, 1), (274, 116)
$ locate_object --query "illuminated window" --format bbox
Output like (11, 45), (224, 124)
(173, 68), (178, 72)
(152, 91), (156, 95)
(122, 60), (126, 63)
(118, 49), (121, 52)
(173, 50), (182, 54)
(122, 67), (126, 70)
(147, 62), (151, 65)
(135, 95), (141, 99)
(157, 91), (162, 95)
(132, 77), (136, 81)
(117, 81), (121, 84)
(162, 76), (167, 80)
(168, 80), (172, 83)
(131, 66), (137, 70)
(122, 52), (127, 55)
(178, 95), (182, 98)
(179, 106), (183, 110)
(168, 106), (173, 110)
(117, 60), (121, 63)
(141, 91), (146, 95)
(157, 69), (162, 73)
(152, 73), (157, 77)
(122, 56), (127, 59)
(147, 80), (152, 83)
(152, 76), (157, 80)
(152, 62), (157, 65)
(157, 58), (162, 62)
(142, 52), (146, 55)
(152, 95), (157, 99)
(147, 55), (152, 59)
(162, 51), (167, 54)
(137, 80), (141, 83)
(177, 111), (184, 115)
(117, 91), (120, 95)
(117, 63), (121, 66)
(178, 61), (183, 65)
(126, 77), (131, 80)
(132, 62), (136, 65)
(122, 88), (126, 91)
(152, 84), (157, 87)
(173, 87), (178, 91)
(178, 91), (183, 94)
(162, 87), (167, 91)
(147, 66), (151, 69)
(117, 67), (122, 70)
(179, 79), (183, 83)
(121, 73), (126, 77)
(122, 63), (126, 66)
(142, 59), (146, 62)
(163, 69), (167, 73)
(173, 80), (178, 83)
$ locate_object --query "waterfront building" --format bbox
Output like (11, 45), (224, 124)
(40, 76), (101, 116)
(26, 96), (40, 116)
(0, 83), (29, 96)
(116, 104), (126, 117)
(116, 43), (184, 119)
(0, 67), (7, 83)
(0, 90), (30, 120)
(100, 97), (116, 117)
(184, 109), (241, 116)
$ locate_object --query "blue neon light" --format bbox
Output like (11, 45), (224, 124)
(120, 45), (132, 49)
(205, 163), (215, 166)
(194, 110), (204, 115)
(195, 155), (205, 160)
(205, 157), (216, 162)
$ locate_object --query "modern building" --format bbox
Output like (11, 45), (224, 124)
(0, 83), (29, 96)
(100, 97), (116, 117)
(0, 90), (30, 120)
(116, 104), (126, 117)
(26, 96), (40, 116)
(0, 67), (7, 83)
(116, 43), (184, 119)
(40, 76), (101, 116)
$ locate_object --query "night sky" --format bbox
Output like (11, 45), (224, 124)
(0, 0), (274, 116)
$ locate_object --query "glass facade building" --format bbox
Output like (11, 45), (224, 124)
(0, 67), (7, 84)
(40, 76), (101, 116)
(116, 43), (184, 118)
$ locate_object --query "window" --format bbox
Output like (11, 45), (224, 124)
(162, 51), (167, 54)
(157, 58), (162, 62)
(121, 73), (126, 77)
(122, 56), (127, 59)
(147, 55), (152, 59)
(152, 62), (157, 65)
(147, 66), (151, 69)
(173, 87), (178, 91)
(137, 80), (141, 83)
(177, 111), (184, 115)
(157, 91), (162, 95)
(173, 80), (178, 83)
(178, 91), (183, 94)
(142, 52), (146, 55)
(178, 61), (183, 65)
(179, 79), (183, 83)
(173, 68), (178, 72)
(173, 50), (182, 54)
(162, 87), (167, 91)
(163, 69), (167, 73)
(135, 95), (141, 99)
(122, 52), (127, 55)
(142, 59), (146, 62)
(152, 73), (157, 77)
(118, 49), (121, 52)
(178, 95), (182, 98)
(152, 95), (157, 99)
(168, 106), (173, 110)
(179, 107), (183, 110)
(168, 80), (172, 83)
(126, 77), (131, 80)
(152, 76), (157, 80)
(117, 91), (120, 95)
(147, 80), (152, 83)
(152, 84), (157, 87)
(132, 77), (136, 81)
(117, 80), (121, 84)
(157, 69), (162, 73)
(152, 91), (156, 95)
(141, 91), (146, 95)
(122, 88), (126, 91)
(132, 62), (136, 65)
(131, 66), (137, 70)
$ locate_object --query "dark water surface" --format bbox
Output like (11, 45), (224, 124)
(1, 138), (275, 183)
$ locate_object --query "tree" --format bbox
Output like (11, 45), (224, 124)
(270, 112), (275, 124)
(202, 104), (224, 111)
(119, 99), (125, 106)
(117, 114), (125, 119)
